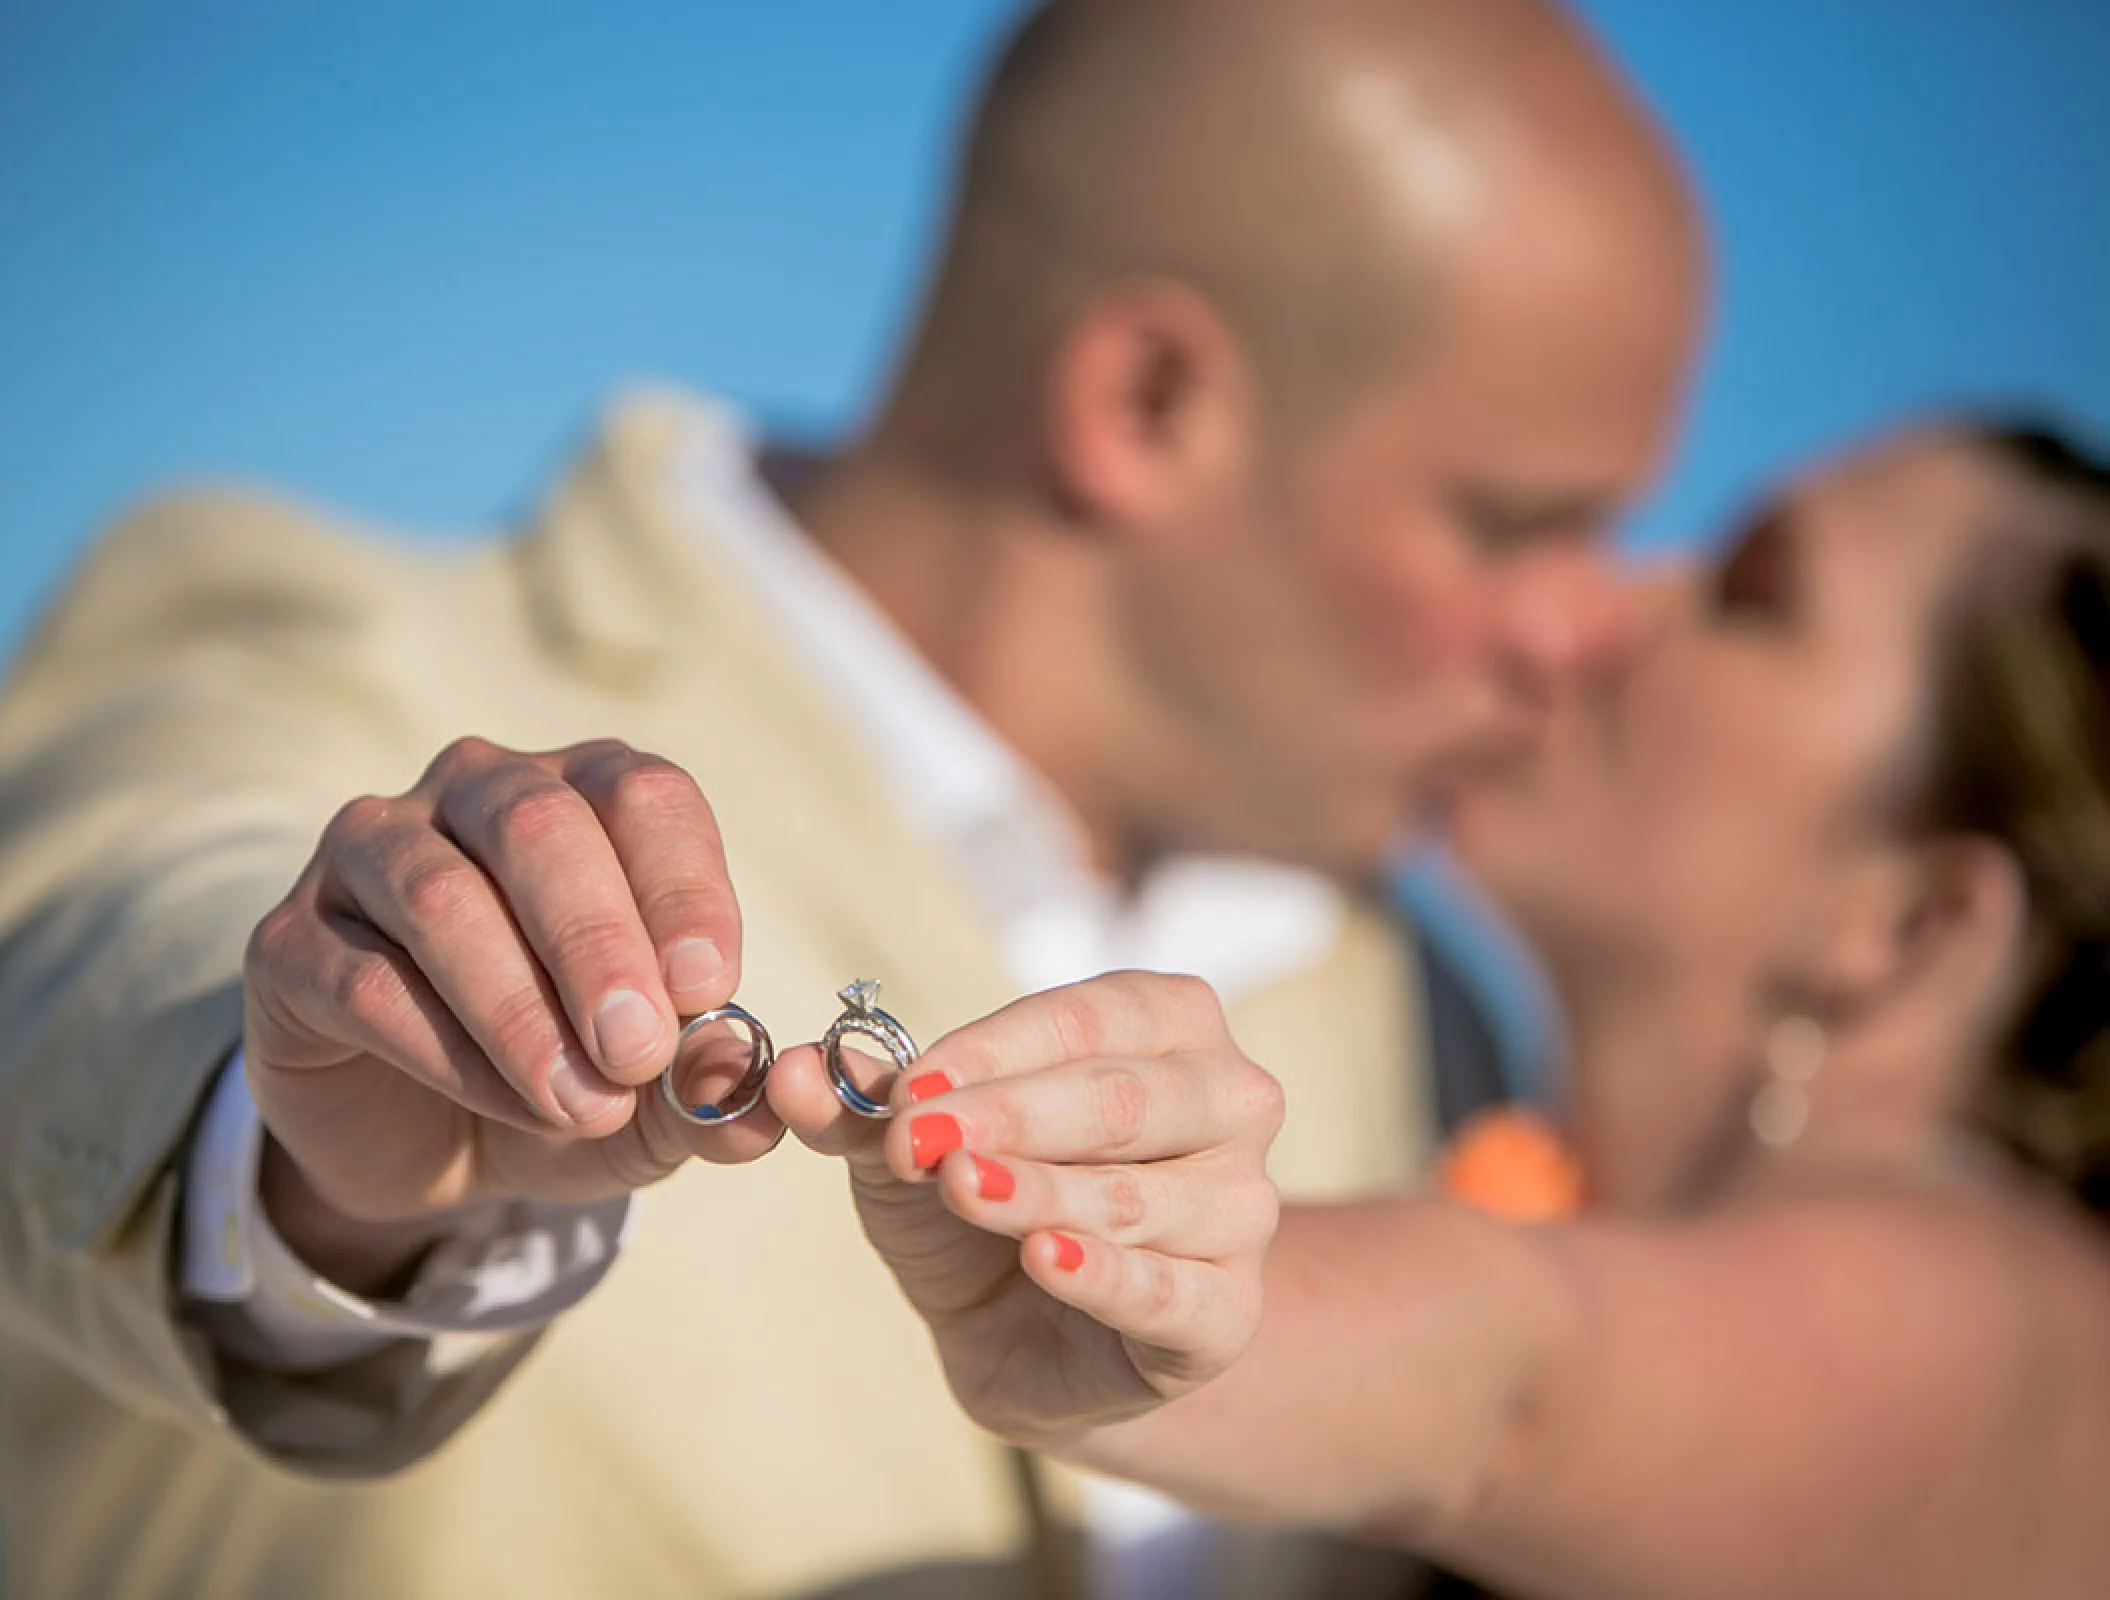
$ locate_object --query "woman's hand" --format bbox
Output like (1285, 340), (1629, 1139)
(768, 972), (1284, 1449)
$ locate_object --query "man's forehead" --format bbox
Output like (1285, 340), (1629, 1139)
(1300, 356), (1665, 543)
(1424, 164), (1705, 418)
(1407, 275), (1696, 487)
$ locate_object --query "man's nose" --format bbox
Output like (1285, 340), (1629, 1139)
(1496, 552), (1649, 695)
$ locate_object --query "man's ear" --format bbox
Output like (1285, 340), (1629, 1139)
(1043, 277), (1255, 535)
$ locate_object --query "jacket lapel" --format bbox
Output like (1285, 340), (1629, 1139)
(514, 388), (1017, 1032)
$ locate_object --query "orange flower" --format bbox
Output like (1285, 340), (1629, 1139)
(1440, 1107), (1585, 1222)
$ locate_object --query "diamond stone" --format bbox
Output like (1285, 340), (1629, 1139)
(839, 979), (882, 1012)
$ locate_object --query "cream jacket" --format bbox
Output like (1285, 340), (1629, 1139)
(0, 392), (1432, 1598)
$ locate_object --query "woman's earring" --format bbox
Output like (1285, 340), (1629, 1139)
(1750, 1013), (1827, 1150)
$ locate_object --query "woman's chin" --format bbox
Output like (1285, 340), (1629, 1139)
(1451, 792), (1635, 966)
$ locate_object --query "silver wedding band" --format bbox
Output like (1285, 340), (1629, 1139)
(654, 982), (919, 1126)
(657, 1003), (775, 1126)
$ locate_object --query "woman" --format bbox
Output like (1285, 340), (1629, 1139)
(767, 419), (2110, 1599)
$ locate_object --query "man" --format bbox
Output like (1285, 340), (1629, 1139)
(0, 0), (1702, 1595)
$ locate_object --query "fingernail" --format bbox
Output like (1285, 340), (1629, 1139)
(665, 937), (725, 996)
(911, 1113), (963, 1169)
(1052, 1233), (1085, 1273)
(594, 989), (666, 1071)
(549, 1050), (628, 1124)
(973, 1155), (1015, 1202)
(907, 1071), (953, 1103)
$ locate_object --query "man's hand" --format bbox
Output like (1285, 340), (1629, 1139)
(769, 972), (1284, 1449)
(244, 737), (772, 1291)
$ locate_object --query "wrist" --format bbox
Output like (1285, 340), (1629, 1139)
(257, 1135), (467, 1299)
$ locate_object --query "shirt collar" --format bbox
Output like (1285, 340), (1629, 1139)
(666, 396), (1345, 1001)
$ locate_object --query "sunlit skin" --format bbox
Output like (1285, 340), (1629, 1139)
(799, 0), (1706, 883)
(248, 0), (1712, 1308)
(1456, 430), (2029, 1205)
(793, 429), (2110, 1600)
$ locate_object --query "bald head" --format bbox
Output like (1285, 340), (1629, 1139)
(880, 0), (1704, 462)
(808, 0), (1709, 883)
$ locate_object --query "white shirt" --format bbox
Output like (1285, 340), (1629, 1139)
(182, 394), (1347, 1594)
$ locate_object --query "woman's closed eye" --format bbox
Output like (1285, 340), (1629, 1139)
(1710, 503), (1799, 625)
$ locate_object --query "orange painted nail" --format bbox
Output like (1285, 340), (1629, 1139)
(911, 1113), (963, 1169)
(973, 1155), (1015, 1202)
(1052, 1233), (1085, 1273)
(907, 1072), (953, 1103)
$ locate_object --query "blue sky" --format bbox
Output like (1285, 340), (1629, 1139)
(2, 0), (2106, 656)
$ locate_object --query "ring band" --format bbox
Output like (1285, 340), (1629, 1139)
(823, 979), (918, 1120)
(657, 1003), (775, 1126)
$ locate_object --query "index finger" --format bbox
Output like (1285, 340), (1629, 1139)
(563, 741), (744, 1016)
(908, 971), (1227, 1099)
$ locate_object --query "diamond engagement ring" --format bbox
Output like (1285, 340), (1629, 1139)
(656, 1003), (776, 1126)
(822, 979), (919, 1120)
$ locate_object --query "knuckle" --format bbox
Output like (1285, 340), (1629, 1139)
(334, 950), (407, 1033)
(637, 881), (724, 938)
(1241, 1177), (1282, 1248)
(1048, 986), (1111, 1064)
(545, 909), (643, 978)
(426, 734), (501, 785)
(1097, 1167), (1151, 1239)
(485, 781), (586, 855)
(1160, 971), (1221, 1029)
(1139, 1252), (1182, 1322)
(394, 854), (485, 930)
(1237, 1062), (1287, 1139)
(978, 1086), (1029, 1151)
(562, 737), (638, 774)
(244, 899), (304, 975)
(321, 793), (393, 852)
(605, 754), (703, 824)
(482, 983), (562, 1076)
(1089, 1063), (1151, 1153)
(935, 1032), (1005, 1093)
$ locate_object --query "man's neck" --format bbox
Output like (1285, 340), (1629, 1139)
(784, 445), (1145, 884)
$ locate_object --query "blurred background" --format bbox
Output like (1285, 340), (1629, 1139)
(2, 0), (2106, 1073)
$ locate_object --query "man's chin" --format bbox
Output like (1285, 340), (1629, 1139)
(1394, 788), (1462, 853)
(1443, 777), (1548, 879)
(1404, 749), (1525, 844)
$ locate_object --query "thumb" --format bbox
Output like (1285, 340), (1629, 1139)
(765, 1042), (893, 1168)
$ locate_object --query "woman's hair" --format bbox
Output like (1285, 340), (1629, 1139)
(1913, 421), (2110, 1211)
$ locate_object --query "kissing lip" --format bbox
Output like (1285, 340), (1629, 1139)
(1411, 710), (1571, 830)
(1428, 721), (1542, 797)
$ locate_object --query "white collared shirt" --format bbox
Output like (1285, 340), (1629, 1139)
(678, 397), (1346, 1001)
